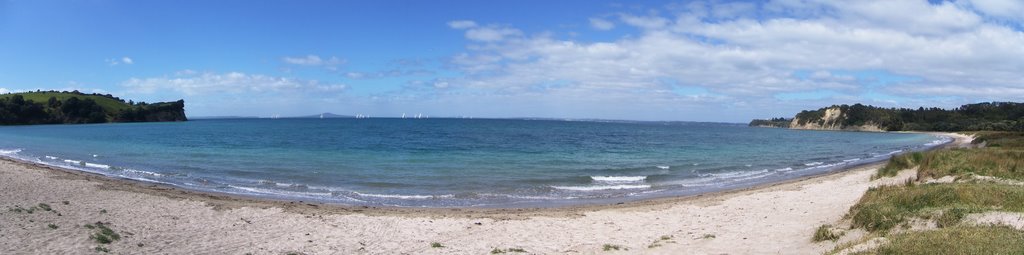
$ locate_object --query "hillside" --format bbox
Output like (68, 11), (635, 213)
(750, 102), (1024, 132)
(0, 90), (187, 125)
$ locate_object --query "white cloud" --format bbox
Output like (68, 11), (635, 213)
(619, 14), (670, 30)
(0, 88), (9, 94)
(464, 27), (523, 42)
(122, 71), (346, 96)
(589, 18), (615, 30)
(281, 55), (345, 70)
(964, 0), (1024, 22)
(435, 0), (1024, 119)
(447, 20), (478, 29)
(121, 57), (133, 65)
(447, 20), (523, 42)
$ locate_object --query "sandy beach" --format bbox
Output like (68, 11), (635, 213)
(0, 133), (972, 254)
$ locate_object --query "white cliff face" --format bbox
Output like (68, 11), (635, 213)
(788, 107), (885, 132)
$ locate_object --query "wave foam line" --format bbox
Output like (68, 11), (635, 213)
(0, 149), (22, 155)
(804, 162), (824, 166)
(353, 192), (454, 200)
(84, 162), (110, 169)
(551, 184), (650, 191)
(591, 176), (647, 182)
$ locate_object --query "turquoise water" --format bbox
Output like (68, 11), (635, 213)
(0, 119), (947, 207)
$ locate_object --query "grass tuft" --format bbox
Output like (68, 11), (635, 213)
(48, 224), (59, 229)
(430, 242), (444, 248)
(602, 244), (622, 251)
(89, 223), (121, 244)
(812, 224), (842, 242)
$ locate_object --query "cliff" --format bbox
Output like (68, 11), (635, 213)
(789, 107), (885, 132)
(749, 102), (1024, 132)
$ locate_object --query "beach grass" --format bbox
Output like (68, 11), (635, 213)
(874, 132), (1024, 181)
(812, 224), (842, 242)
(916, 148), (1024, 181)
(602, 244), (622, 251)
(848, 182), (1024, 232)
(89, 223), (121, 244)
(874, 152), (924, 179)
(430, 242), (444, 248)
(853, 226), (1024, 254)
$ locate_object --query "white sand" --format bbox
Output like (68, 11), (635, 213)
(0, 133), (971, 254)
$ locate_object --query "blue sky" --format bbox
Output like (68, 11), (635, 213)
(1, 0), (1022, 122)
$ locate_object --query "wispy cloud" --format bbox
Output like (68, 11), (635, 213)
(122, 71), (346, 96)
(447, 20), (523, 42)
(588, 18), (615, 30)
(281, 55), (345, 71)
(105, 56), (134, 66)
(431, 0), (1024, 118)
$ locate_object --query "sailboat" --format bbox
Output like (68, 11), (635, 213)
(320, 113), (324, 119)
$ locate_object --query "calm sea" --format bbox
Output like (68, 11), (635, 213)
(0, 119), (947, 207)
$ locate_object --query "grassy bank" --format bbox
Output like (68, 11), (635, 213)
(833, 132), (1024, 254)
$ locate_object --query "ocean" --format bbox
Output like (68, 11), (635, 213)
(0, 118), (948, 207)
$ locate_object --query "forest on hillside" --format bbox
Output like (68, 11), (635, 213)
(750, 102), (1024, 132)
(0, 91), (187, 125)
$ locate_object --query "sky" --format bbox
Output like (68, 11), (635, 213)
(1, 0), (1022, 122)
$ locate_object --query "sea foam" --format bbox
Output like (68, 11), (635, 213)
(551, 184), (651, 191)
(591, 176), (646, 182)
(0, 149), (22, 155)
(84, 162), (110, 169)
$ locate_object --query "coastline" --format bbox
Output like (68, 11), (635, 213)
(0, 132), (970, 254)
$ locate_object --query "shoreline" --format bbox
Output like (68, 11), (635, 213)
(0, 132), (971, 254)
(0, 131), (964, 215)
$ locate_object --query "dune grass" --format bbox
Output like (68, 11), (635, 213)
(915, 148), (1024, 181)
(848, 183), (1024, 232)
(874, 152), (924, 179)
(813, 224), (842, 242)
(874, 132), (1024, 181)
(852, 226), (1024, 255)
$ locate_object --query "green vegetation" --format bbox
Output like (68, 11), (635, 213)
(491, 248), (526, 254)
(430, 242), (444, 248)
(916, 149), (1024, 181)
(94, 246), (109, 253)
(647, 235), (673, 248)
(88, 222), (121, 244)
(48, 224), (58, 229)
(872, 132), (1024, 181)
(856, 226), (1024, 254)
(812, 224), (842, 242)
(874, 152), (925, 179)
(797, 102), (1024, 131)
(602, 244), (622, 251)
(0, 90), (186, 125)
(748, 117), (792, 128)
(849, 183), (1024, 232)
(37, 203), (52, 211)
(701, 234), (716, 239)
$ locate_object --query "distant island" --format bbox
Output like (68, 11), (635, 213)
(750, 102), (1024, 132)
(0, 90), (187, 125)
